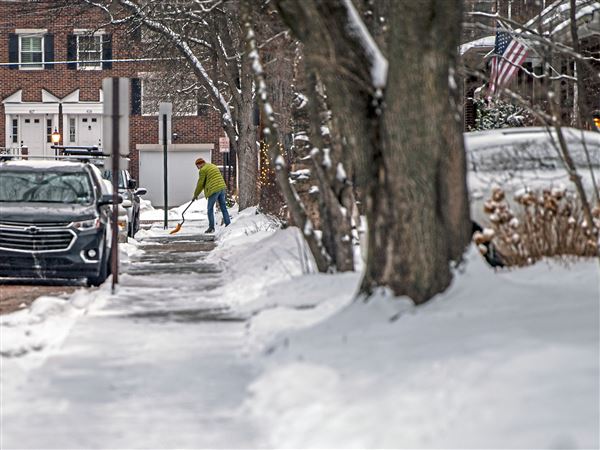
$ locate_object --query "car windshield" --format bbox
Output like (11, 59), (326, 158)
(466, 130), (600, 172)
(0, 170), (94, 204)
(101, 170), (126, 189)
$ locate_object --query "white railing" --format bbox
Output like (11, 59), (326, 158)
(0, 146), (26, 156)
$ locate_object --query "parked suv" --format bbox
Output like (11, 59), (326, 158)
(101, 169), (147, 237)
(0, 159), (121, 286)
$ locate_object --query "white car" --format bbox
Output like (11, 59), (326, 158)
(464, 127), (600, 225)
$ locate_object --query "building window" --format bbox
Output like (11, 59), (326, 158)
(20, 35), (44, 69)
(69, 118), (76, 143)
(77, 35), (102, 70)
(46, 119), (53, 143)
(12, 119), (18, 144)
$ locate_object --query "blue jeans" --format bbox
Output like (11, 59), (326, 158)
(207, 189), (231, 229)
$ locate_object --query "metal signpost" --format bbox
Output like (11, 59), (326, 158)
(102, 77), (130, 293)
(159, 102), (172, 229)
(219, 136), (230, 189)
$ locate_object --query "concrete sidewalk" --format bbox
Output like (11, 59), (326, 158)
(1, 232), (263, 449)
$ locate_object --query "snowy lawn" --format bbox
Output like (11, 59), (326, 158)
(213, 208), (599, 449)
(1, 204), (598, 449)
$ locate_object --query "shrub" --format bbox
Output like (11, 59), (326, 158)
(473, 187), (599, 266)
(470, 98), (534, 131)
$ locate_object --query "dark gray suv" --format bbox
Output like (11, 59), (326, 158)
(0, 159), (118, 286)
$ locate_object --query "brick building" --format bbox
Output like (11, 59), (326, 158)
(0, 1), (227, 206)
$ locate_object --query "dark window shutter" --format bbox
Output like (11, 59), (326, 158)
(67, 34), (77, 69)
(131, 78), (141, 115)
(102, 34), (112, 69)
(44, 33), (54, 69)
(8, 34), (18, 69)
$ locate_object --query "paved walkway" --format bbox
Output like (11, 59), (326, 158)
(1, 232), (263, 449)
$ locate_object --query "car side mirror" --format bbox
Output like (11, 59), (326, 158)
(128, 179), (137, 189)
(122, 199), (132, 208)
(134, 188), (147, 196)
(99, 194), (123, 206)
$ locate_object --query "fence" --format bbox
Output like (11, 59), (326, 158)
(0, 146), (28, 157)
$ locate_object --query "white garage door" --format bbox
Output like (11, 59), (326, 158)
(138, 144), (213, 208)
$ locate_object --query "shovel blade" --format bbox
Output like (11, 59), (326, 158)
(169, 223), (182, 234)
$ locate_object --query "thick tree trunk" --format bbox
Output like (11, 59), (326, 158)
(277, 0), (471, 304)
(360, 0), (470, 304)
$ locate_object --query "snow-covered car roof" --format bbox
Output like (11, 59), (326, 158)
(464, 127), (600, 171)
(0, 159), (90, 172)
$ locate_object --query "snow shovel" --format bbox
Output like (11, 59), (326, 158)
(169, 200), (195, 235)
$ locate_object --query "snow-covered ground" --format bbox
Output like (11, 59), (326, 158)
(1, 203), (598, 449)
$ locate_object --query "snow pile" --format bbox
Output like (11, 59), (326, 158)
(139, 198), (209, 222)
(119, 240), (145, 264)
(0, 284), (111, 382)
(208, 207), (302, 307)
(243, 247), (599, 448)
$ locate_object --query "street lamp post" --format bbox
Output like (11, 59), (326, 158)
(51, 129), (61, 156)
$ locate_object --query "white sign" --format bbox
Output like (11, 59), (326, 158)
(219, 136), (230, 153)
(102, 77), (130, 168)
(159, 102), (173, 145)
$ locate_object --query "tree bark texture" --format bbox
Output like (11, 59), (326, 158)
(242, 2), (332, 272)
(305, 72), (355, 272)
(276, 0), (471, 303)
(236, 102), (259, 210)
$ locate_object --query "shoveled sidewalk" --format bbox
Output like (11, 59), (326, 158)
(1, 231), (264, 449)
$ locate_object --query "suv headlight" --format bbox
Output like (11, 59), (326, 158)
(71, 218), (100, 230)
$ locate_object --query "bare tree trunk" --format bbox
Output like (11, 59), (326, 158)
(276, 0), (471, 304)
(304, 73), (355, 271)
(363, 1), (470, 303)
(237, 71), (259, 210)
(242, 2), (332, 272)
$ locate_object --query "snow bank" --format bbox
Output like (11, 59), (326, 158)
(208, 207), (304, 308)
(244, 247), (600, 448)
(0, 283), (112, 394)
(140, 198), (210, 222)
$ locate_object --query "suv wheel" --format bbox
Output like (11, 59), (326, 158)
(87, 246), (111, 286)
(129, 218), (135, 238)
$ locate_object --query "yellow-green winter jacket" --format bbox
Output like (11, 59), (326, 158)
(193, 162), (226, 199)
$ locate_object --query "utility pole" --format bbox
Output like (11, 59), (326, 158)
(111, 78), (120, 290)
(159, 102), (172, 229)
(102, 77), (130, 294)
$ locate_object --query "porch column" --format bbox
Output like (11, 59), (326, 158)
(4, 113), (11, 148)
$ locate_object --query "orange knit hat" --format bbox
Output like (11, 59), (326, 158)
(195, 158), (206, 165)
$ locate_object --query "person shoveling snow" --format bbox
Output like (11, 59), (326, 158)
(192, 158), (231, 233)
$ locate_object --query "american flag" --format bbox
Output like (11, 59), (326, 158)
(487, 29), (529, 98)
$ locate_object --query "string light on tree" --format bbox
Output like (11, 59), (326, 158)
(259, 140), (285, 188)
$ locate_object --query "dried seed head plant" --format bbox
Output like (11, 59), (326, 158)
(474, 187), (600, 267)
